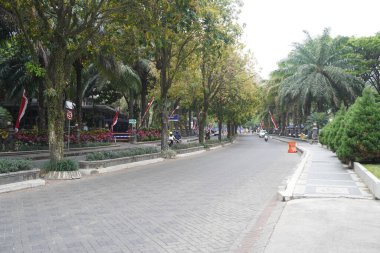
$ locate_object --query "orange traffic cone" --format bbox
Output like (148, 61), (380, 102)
(288, 141), (297, 153)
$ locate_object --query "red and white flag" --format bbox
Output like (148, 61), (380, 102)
(15, 89), (28, 132)
(269, 111), (278, 129)
(111, 109), (119, 131)
(140, 96), (155, 126)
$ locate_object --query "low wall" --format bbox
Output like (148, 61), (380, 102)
(79, 153), (162, 169)
(354, 162), (380, 199)
(0, 169), (40, 185)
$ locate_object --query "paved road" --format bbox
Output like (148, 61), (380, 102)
(0, 135), (300, 253)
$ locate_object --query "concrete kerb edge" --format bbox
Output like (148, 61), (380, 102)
(278, 144), (310, 202)
(0, 179), (45, 194)
(354, 162), (380, 199)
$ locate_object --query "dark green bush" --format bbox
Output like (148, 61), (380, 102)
(86, 146), (159, 161)
(44, 159), (79, 171)
(170, 142), (202, 150)
(0, 159), (33, 174)
(319, 106), (347, 152)
(337, 88), (380, 163)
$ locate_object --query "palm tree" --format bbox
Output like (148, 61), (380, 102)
(278, 29), (364, 117)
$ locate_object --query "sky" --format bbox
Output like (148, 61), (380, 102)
(239, 0), (380, 79)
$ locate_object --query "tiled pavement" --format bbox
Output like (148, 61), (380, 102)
(293, 143), (372, 199)
(0, 136), (300, 253)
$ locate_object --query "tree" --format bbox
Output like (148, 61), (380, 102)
(1, 1), (120, 162)
(336, 88), (380, 163)
(278, 29), (364, 117)
(348, 33), (380, 94)
(128, 0), (201, 149)
(196, 0), (242, 142)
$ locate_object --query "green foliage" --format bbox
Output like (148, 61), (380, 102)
(336, 88), (380, 162)
(0, 159), (32, 174)
(170, 142), (202, 150)
(278, 28), (364, 114)
(161, 149), (176, 159)
(304, 112), (329, 133)
(318, 106), (346, 152)
(44, 159), (79, 172)
(0, 106), (12, 128)
(25, 61), (46, 77)
(86, 146), (159, 161)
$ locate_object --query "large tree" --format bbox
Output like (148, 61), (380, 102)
(1, 1), (119, 162)
(127, 0), (201, 149)
(348, 33), (380, 94)
(278, 29), (364, 117)
(197, 0), (242, 143)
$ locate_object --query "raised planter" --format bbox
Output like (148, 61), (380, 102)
(0, 169), (40, 185)
(79, 152), (162, 169)
(0, 169), (45, 194)
(44, 171), (82, 180)
(174, 146), (205, 154)
(354, 162), (380, 199)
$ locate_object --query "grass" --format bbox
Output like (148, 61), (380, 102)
(364, 164), (380, 179)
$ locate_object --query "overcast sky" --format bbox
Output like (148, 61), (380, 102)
(239, 0), (380, 79)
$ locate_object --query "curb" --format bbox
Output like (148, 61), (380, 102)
(278, 146), (310, 201)
(80, 158), (164, 175)
(354, 162), (380, 199)
(0, 179), (45, 194)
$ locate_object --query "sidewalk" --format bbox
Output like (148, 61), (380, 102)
(264, 139), (380, 253)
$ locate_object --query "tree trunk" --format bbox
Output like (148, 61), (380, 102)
(46, 50), (66, 162)
(37, 81), (46, 134)
(74, 59), (83, 132)
(159, 49), (170, 150)
(218, 120), (222, 141)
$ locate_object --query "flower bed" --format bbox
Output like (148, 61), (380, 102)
(15, 128), (113, 144)
(135, 128), (161, 142)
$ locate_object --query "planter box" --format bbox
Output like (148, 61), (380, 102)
(0, 169), (40, 185)
(79, 152), (162, 169)
(44, 171), (81, 180)
(354, 162), (380, 199)
(174, 146), (205, 154)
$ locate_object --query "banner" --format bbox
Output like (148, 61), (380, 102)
(111, 109), (119, 131)
(269, 111), (278, 129)
(15, 89), (28, 132)
(140, 96), (155, 126)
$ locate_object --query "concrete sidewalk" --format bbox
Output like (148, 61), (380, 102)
(263, 140), (380, 253)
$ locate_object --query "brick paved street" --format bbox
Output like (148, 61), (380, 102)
(0, 135), (300, 253)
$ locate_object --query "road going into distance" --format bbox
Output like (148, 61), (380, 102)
(0, 135), (300, 253)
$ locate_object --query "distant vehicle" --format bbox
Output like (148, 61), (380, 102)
(258, 130), (267, 138)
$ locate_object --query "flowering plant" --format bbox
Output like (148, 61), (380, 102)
(135, 128), (161, 141)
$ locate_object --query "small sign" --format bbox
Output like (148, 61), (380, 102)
(129, 119), (136, 125)
(66, 110), (73, 120)
(168, 114), (179, 122)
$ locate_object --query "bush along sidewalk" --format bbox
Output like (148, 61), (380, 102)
(43, 159), (81, 180)
(79, 146), (162, 170)
(0, 159), (40, 186)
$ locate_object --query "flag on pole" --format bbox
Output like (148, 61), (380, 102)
(111, 109), (119, 132)
(140, 96), (155, 126)
(15, 89), (28, 133)
(269, 111), (278, 129)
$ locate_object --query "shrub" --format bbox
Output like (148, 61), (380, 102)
(319, 106), (347, 151)
(161, 149), (176, 159)
(337, 88), (380, 163)
(44, 159), (79, 171)
(0, 106), (12, 128)
(170, 142), (202, 150)
(86, 146), (159, 161)
(0, 159), (33, 174)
